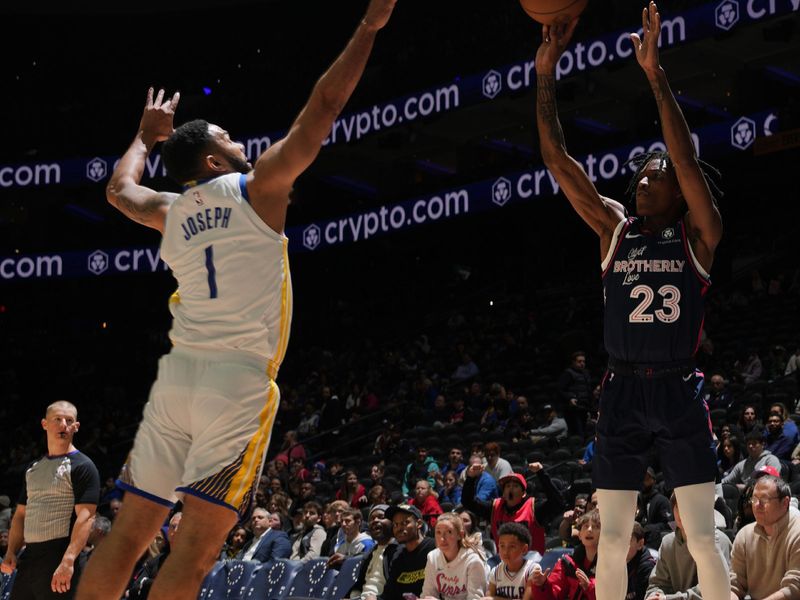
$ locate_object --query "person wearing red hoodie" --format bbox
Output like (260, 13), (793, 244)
(530, 509), (599, 600)
(410, 479), (443, 530)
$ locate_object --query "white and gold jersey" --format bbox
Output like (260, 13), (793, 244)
(160, 173), (292, 379)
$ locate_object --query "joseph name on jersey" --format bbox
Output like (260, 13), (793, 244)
(160, 172), (293, 378)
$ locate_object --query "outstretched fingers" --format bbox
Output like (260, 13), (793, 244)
(145, 86), (154, 108)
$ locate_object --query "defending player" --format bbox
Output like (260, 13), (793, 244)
(76, 1), (398, 599)
(533, 4), (728, 600)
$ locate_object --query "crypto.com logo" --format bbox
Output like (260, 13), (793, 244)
(86, 157), (108, 182)
(731, 116), (756, 150)
(482, 70), (502, 100)
(303, 224), (321, 251)
(492, 177), (512, 207)
(715, 0), (739, 30)
(87, 250), (109, 275)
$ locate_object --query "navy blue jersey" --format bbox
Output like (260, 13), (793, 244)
(601, 217), (709, 363)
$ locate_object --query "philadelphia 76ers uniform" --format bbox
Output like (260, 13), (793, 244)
(593, 216), (717, 490)
(117, 172), (291, 516)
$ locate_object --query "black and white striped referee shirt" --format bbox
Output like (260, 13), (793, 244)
(18, 451), (100, 543)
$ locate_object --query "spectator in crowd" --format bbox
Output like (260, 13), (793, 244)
(637, 468), (672, 549)
(108, 498), (123, 521)
(350, 504), (396, 600)
(558, 351), (593, 439)
(441, 448), (467, 478)
(763, 413), (795, 461)
(463, 462), (565, 555)
(784, 345), (800, 375)
(127, 512), (181, 600)
(238, 507), (291, 562)
(461, 456), (498, 503)
(431, 395), (454, 427)
(626, 523), (656, 600)
(291, 501), (327, 562)
(452, 354), (480, 383)
(645, 492), (732, 600)
(736, 405), (761, 438)
(328, 508), (375, 568)
(528, 405), (568, 447)
(437, 471), (463, 506)
(276, 430), (307, 465)
(321, 500), (349, 557)
(298, 403), (320, 438)
(454, 507), (482, 541)
(717, 437), (743, 479)
(737, 350), (763, 385)
(370, 464), (385, 487)
(451, 397), (478, 425)
(486, 523), (538, 600)
(366, 485), (388, 510)
(769, 402), (799, 444)
(290, 480), (320, 517)
(0, 496), (11, 531)
(508, 410), (536, 443)
(558, 494), (590, 546)
(382, 504), (437, 600)
(722, 428), (782, 490)
(410, 480), (444, 530)
(421, 512), (488, 600)
(337, 470), (368, 508)
(268, 492), (292, 532)
(530, 509), (600, 600)
(220, 526), (250, 560)
(402, 446), (440, 498)
(484, 443), (513, 483)
(579, 440), (596, 470)
(730, 475), (800, 600)
(0, 529), (8, 560)
(1, 401), (100, 599)
(76, 516), (111, 574)
(703, 375), (733, 411)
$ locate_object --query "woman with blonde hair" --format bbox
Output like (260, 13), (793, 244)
(421, 512), (489, 600)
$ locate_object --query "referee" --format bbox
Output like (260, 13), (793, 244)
(1, 401), (100, 599)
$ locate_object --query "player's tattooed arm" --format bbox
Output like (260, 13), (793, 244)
(107, 88), (180, 233)
(534, 21), (624, 245)
(632, 3), (721, 256)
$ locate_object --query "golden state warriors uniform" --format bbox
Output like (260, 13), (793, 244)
(118, 173), (291, 516)
(594, 217), (717, 491)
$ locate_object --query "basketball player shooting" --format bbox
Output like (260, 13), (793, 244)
(534, 4), (728, 600)
(75, 2), (397, 599)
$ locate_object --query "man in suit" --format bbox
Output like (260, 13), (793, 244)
(238, 508), (291, 562)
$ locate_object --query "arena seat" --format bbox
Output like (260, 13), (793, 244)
(249, 558), (304, 600)
(1, 570), (17, 600)
(326, 554), (367, 600)
(198, 561), (228, 600)
(217, 560), (262, 600)
(285, 558), (338, 600)
(539, 547), (574, 572)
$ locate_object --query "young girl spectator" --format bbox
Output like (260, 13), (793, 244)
(737, 405), (761, 437)
(421, 513), (488, 600)
(438, 471), (463, 506)
(220, 526), (250, 560)
(717, 436), (743, 479)
(335, 469), (367, 507)
(530, 509), (599, 600)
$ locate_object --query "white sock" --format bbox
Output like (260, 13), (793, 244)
(595, 489), (638, 600)
(674, 482), (730, 600)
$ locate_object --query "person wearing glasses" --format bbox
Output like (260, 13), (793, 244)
(729, 475), (800, 600)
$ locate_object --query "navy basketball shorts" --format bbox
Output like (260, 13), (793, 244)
(593, 369), (718, 490)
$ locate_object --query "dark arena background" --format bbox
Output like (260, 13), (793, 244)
(1, 0), (798, 598)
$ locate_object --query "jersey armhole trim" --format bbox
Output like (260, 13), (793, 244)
(680, 221), (711, 283)
(600, 218), (629, 276)
(239, 173), (250, 204)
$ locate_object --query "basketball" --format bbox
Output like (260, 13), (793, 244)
(519, 0), (588, 25)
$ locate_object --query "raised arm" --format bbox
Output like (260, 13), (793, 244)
(246, 0), (397, 232)
(631, 2), (722, 270)
(106, 88), (181, 233)
(535, 20), (625, 258)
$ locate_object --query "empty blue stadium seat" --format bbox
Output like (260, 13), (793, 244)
(198, 560), (261, 600)
(286, 558), (338, 600)
(1, 571), (17, 600)
(327, 555), (367, 600)
(250, 559), (304, 600)
(198, 561), (228, 600)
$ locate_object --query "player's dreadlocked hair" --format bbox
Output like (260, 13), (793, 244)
(162, 119), (212, 184)
(624, 151), (723, 210)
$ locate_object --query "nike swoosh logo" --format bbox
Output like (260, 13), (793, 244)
(625, 232), (643, 239)
(682, 373), (693, 382)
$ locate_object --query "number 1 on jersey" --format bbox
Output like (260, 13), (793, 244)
(204, 245), (218, 299)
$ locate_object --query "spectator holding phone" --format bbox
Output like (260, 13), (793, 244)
(530, 510), (600, 600)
